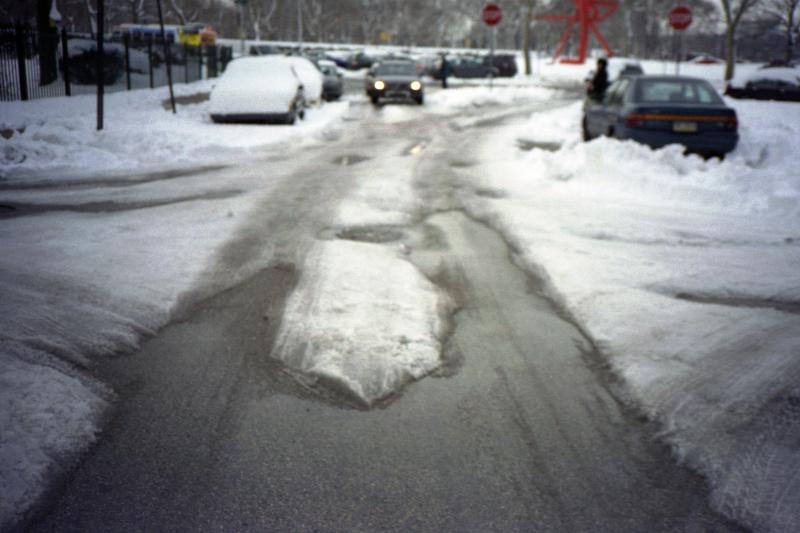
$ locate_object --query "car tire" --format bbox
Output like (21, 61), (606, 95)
(414, 94), (424, 105)
(370, 94), (380, 105)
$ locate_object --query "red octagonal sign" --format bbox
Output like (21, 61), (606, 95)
(668, 6), (692, 31)
(482, 2), (502, 26)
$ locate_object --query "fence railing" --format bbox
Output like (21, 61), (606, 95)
(1, 24), (232, 102)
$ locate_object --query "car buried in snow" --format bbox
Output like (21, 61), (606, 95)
(365, 60), (424, 105)
(582, 75), (739, 158)
(209, 56), (306, 125)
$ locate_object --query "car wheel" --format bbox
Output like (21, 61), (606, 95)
(581, 117), (592, 141)
(370, 94), (380, 105)
(414, 94), (424, 105)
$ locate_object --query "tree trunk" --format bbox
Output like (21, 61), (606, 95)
(522, 2), (532, 75)
(724, 25), (736, 80)
(37, 0), (58, 86)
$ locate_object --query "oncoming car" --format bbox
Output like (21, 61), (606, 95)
(582, 75), (739, 158)
(365, 60), (424, 105)
(209, 56), (306, 125)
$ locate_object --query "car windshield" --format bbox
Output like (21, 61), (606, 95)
(634, 79), (723, 104)
(319, 64), (337, 76)
(375, 63), (416, 76)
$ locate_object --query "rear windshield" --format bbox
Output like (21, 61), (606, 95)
(634, 79), (723, 104)
(375, 63), (416, 76)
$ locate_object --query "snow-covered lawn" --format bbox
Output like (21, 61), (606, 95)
(465, 97), (800, 533)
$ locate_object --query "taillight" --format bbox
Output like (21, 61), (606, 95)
(624, 114), (646, 128)
(721, 115), (738, 131)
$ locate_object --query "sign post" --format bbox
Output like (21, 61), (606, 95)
(482, 3), (502, 88)
(668, 6), (692, 75)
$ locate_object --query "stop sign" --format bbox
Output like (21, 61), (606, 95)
(482, 3), (502, 26)
(668, 6), (692, 31)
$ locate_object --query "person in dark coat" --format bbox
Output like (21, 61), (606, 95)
(440, 54), (450, 89)
(588, 58), (609, 101)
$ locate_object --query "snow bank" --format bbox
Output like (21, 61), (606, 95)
(469, 98), (800, 532)
(0, 80), (350, 180)
(272, 239), (448, 406)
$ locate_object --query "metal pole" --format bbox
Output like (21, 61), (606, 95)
(156, 0), (176, 114)
(124, 32), (131, 90)
(489, 26), (495, 89)
(675, 30), (682, 75)
(61, 28), (71, 96)
(96, 0), (104, 130)
(16, 23), (29, 101)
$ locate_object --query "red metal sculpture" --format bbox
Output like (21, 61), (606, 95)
(537, 0), (619, 64)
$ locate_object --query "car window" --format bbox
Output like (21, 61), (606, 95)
(375, 63), (416, 76)
(634, 79), (723, 104)
(603, 79), (629, 106)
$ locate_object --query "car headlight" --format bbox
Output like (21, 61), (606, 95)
(410, 80), (422, 91)
(374, 80), (385, 90)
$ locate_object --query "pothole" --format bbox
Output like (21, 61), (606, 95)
(474, 187), (506, 199)
(676, 293), (800, 315)
(332, 154), (370, 166)
(516, 139), (562, 152)
(319, 225), (407, 244)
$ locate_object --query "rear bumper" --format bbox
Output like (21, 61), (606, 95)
(619, 127), (739, 155)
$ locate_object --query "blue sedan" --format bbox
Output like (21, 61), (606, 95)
(582, 75), (739, 158)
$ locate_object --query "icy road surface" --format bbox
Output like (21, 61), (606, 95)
(25, 96), (742, 532)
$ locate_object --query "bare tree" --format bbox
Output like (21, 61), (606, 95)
(765, 0), (800, 60)
(248, 0), (277, 40)
(720, 0), (761, 79)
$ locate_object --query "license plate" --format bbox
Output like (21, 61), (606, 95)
(673, 121), (698, 133)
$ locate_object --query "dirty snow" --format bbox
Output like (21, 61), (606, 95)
(467, 96), (800, 533)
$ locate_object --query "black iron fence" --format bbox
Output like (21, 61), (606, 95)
(1, 24), (232, 102)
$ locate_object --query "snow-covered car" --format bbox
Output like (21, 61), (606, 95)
(285, 56), (324, 104)
(583, 75), (739, 158)
(725, 64), (800, 102)
(209, 56), (306, 124)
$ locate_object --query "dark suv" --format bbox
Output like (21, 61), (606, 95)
(365, 60), (424, 105)
(484, 54), (517, 77)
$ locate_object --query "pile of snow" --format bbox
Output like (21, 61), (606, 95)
(0, 80), (354, 530)
(466, 97), (800, 532)
(1, 80), (349, 179)
(272, 239), (448, 407)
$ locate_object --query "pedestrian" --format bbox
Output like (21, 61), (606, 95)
(588, 58), (609, 101)
(440, 54), (450, 89)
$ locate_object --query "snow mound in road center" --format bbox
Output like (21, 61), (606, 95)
(272, 239), (450, 407)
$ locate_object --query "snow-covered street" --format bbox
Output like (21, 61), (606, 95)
(2, 65), (799, 532)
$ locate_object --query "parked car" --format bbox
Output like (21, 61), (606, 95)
(209, 56), (305, 124)
(484, 54), (517, 77)
(365, 60), (424, 105)
(582, 75), (739, 158)
(725, 64), (800, 102)
(347, 51), (375, 70)
(316, 59), (343, 101)
(449, 56), (498, 78)
(249, 44), (278, 56)
(285, 55), (324, 104)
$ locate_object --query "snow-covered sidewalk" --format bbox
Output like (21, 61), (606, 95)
(463, 98), (800, 533)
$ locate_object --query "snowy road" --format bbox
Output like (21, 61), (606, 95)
(23, 96), (743, 532)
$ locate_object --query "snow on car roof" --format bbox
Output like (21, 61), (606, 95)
(223, 55), (297, 79)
